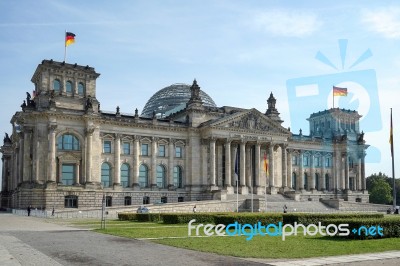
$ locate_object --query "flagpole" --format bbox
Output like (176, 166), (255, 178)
(391, 108), (396, 210)
(64, 30), (67, 62)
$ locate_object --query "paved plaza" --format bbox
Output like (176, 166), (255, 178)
(0, 212), (399, 266)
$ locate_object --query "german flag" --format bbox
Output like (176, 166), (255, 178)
(333, 86), (348, 96)
(65, 32), (76, 46)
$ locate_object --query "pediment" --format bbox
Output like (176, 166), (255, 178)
(207, 109), (289, 135)
(58, 151), (81, 161)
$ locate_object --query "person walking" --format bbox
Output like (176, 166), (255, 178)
(27, 205), (31, 216)
(193, 205), (197, 213)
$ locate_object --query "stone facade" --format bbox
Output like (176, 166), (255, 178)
(0, 60), (369, 210)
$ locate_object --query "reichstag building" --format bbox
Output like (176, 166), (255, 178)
(0, 60), (369, 209)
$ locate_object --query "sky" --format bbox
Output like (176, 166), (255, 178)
(1, 0), (399, 186)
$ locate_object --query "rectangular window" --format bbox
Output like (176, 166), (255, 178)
(325, 157), (331, 167)
(158, 145), (165, 157)
(64, 196), (78, 208)
(124, 196), (132, 206)
(122, 142), (130, 155)
(103, 141), (111, 153)
(292, 155), (298, 166)
(315, 157), (321, 167)
(303, 155), (309, 166)
(141, 144), (149, 156)
(175, 146), (182, 158)
(61, 164), (75, 185)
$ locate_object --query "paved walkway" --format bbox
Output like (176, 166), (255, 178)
(0, 212), (399, 265)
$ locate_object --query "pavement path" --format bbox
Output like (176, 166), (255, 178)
(0, 212), (399, 266)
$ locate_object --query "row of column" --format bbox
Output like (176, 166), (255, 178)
(207, 138), (367, 193)
(208, 139), (288, 191)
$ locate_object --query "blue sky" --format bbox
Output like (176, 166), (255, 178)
(1, 0), (399, 182)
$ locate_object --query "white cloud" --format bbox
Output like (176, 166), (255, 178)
(251, 9), (321, 37)
(361, 7), (400, 39)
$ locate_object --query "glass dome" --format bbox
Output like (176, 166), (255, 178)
(141, 83), (217, 118)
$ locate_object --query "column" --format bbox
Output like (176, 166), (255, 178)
(357, 158), (362, 191)
(22, 129), (32, 182)
(269, 144), (275, 188)
(310, 153), (315, 190)
(344, 154), (349, 190)
(18, 136), (24, 185)
(255, 143), (261, 187)
(282, 145), (287, 188)
(75, 162), (80, 184)
(225, 139), (231, 187)
(48, 125), (57, 182)
(361, 154), (366, 190)
(85, 128), (94, 183)
(210, 138), (216, 186)
(132, 136), (140, 188)
(114, 134), (121, 186)
(58, 159), (63, 184)
(151, 137), (157, 188)
(287, 150), (293, 189)
(231, 143), (237, 187)
(1, 157), (7, 192)
(299, 151), (303, 190)
(245, 145), (251, 189)
(321, 156), (326, 190)
(168, 139), (174, 188)
(333, 152), (338, 191)
(240, 141), (246, 186)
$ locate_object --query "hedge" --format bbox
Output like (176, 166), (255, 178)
(320, 217), (400, 239)
(118, 213), (162, 222)
(282, 213), (384, 226)
(214, 213), (283, 225)
(162, 213), (216, 224)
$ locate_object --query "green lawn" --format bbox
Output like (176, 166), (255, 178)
(79, 219), (400, 259)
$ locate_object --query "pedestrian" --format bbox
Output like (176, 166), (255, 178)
(52, 208), (55, 216)
(283, 204), (287, 214)
(27, 205), (31, 216)
(193, 205), (197, 213)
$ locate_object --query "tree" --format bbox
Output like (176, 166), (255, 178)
(366, 172), (399, 206)
(369, 178), (393, 204)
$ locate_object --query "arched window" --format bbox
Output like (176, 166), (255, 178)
(120, 163), (130, 188)
(57, 134), (80, 150)
(292, 172), (297, 189)
(156, 165), (166, 188)
(315, 173), (319, 190)
(78, 82), (85, 95)
(303, 173), (308, 190)
(53, 79), (61, 92)
(139, 164), (148, 188)
(173, 166), (183, 188)
(325, 173), (330, 191)
(66, 81), (73, 93)
(101, 163), (111, 187)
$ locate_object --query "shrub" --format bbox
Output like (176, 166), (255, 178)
(162, 213), (216, 224)
(118, 212), (162, 222)
(321, 217), (400, 239)
(213, 213), (283, 225)
(282, 213), (384, 226)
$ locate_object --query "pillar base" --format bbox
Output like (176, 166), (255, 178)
(280, 186), (291, 193)
(168, 184), (175, 191)
(85, 182), (102, 189)
(225, 185), (234, 194)
(256, 186), (265, 195)
(131, 183), (141, 191)
(267, 186), (278, 194)
(45, 181), (57, 189)
(113, 183), (122, 191)
(239, 186), (248, 195)
(209, 185), (219, 191)
(151, 184), (158, 190)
